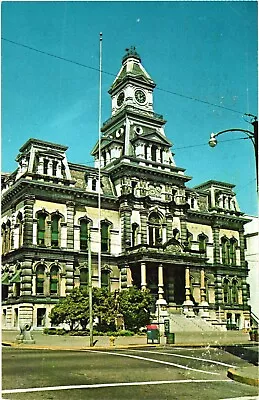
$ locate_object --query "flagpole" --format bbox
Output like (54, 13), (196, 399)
(98, 32), (102, 288)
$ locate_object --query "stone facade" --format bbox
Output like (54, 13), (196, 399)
(1, 47), (251, 330)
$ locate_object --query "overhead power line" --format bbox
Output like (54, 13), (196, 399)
(2, 37), (246, 116)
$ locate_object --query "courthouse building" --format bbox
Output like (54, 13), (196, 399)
(1, 47), (251, 330)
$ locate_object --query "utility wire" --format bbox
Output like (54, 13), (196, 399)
(2, 37), (246, 116)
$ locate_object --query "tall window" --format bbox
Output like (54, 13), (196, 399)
(230, 238), (237, 265)
(221, 237), (230, 265)
(151, 145), (157, 162)
(51, 214), (60, 247)
(50, 266), (59, 295)
(36, 265), (45, 295)
(80, 220), (89, 250)
(37, 213), (46, 245)
(2, 223), (6, 254)
(17, 212), (23, 247)
(101, 221), (110, 252)
(101, 269), (110, 290)
(186, 230), (193, 250)
(52, 160), (58, 176)
(132, 223), (139, 246)
(92, 179), (97, 191)
(148, 212), (162, 246)
(231, 280), (238, 303)
(198, 233), (207, 254)
(5, 220), (11, 253)
(223, 278), (230, 303)
(80, 268), (88, 288)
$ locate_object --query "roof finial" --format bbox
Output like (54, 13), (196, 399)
(122, 46), (141, 63)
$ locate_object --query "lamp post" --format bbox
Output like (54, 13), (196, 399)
(208, 115), (258, 191)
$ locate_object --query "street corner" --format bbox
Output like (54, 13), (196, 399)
(227, 367), (259, 387)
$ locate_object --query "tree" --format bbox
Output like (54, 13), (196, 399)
(117, 287), (153, 332)
(49, 287), (89, 330)
(92, 288), (116, 332)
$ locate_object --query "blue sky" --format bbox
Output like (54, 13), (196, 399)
(1, 1), (258, 216)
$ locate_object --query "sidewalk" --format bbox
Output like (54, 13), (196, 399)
(2, 330), (258, 387)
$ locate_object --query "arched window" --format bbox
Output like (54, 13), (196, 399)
(223, 278), (230, 303)
(80, 220), (89, 250)
(80, 268), (88, 288)
(173, 228), (180, 240)
(50, 266), (59, 295)
(221, 237), (230, 265)
(230, 238), (237, 265)
(101, 269), (110, 290)
(36, 265), (45, 295)
(51, 214), (60, 247)
(186, 230), (193, 250)
(231, 279), (238, 304)
(37, 212), (47, 246)
(101, 221), (111, 253)
(198, 233), (208, 254)
(17, 212), (23, 247)
(132, 223), (139, 246)
(148, 212), (162, 246)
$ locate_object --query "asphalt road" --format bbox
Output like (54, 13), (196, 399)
(2, 347), (258, 400)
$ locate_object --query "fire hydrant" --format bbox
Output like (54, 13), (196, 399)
(109, 336), (115, 347)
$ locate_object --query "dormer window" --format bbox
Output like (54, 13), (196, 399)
(151, 145), (157, 162)
(92, 178), (97, 191)
(52, 160), (58, 176)
(43, 159), (48, 174)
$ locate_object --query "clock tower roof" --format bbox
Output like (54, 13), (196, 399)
(109, 46), (155, 94)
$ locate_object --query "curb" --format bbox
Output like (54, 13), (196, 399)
(227, 368), (259, 387)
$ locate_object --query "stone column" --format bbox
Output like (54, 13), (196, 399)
(65, 262), (74, 295)
(141, 262), (147, 290)
(140, 209), (148, 244)
(120, 265), (128, 290)
(210, 187), (216, 208)
(21, 259), (33, 296)
(23, 196), (35, 246)
(47, 159), (53, 176)
(120, 203), (132, 252)
(239, 228), (246, 267)
(11, 207), (16, 250)
(146, 145), (151, 161)
(241, 277), (248, 306)
(165, 213), (173, 242)
(37, 156), (44, 174)
(212, 224), (220, 265)
(158, 264), (165, 299)
(127, 267), (133, 287)
(182, 266), (194, 317)
(66, 202), (75, 250)
(56, 160), (62, 178)
(198, 268), (209, 318)
(180, 216), (187, 246)
(214, 274), (223, 306)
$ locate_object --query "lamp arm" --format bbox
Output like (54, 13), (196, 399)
(212, 128), (256, 149)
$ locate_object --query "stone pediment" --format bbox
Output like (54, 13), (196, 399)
(163, 238), (183, 254)
(37, 149), (65, 160)
(132, 131), (172, 147)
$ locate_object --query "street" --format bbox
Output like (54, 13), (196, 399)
(2, 346), (258, 400)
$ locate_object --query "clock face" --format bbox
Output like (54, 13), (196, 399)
(117, 92), (125, 107)
(135, 89), (146, 104)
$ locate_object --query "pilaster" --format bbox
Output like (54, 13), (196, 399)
(23, 195), (35, 246)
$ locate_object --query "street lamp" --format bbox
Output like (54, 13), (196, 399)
(208, 115), (258, 190)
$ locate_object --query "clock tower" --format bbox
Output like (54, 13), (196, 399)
(109, 46), (155, 115)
